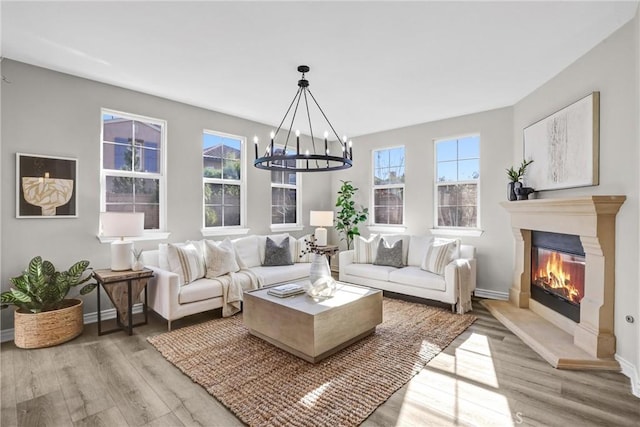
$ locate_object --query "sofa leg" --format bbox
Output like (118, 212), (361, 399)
(168, 320), (172, 331)
(451, 303), (456, 313)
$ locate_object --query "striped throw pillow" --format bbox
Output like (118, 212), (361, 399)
(421, 239), (458, 275)
(296, 234), (313, 263)
(354, 234), (379, 264)
(167, 243), (206, 286)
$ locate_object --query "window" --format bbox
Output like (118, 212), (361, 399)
(435, 135), (480, 229)
(372, 147), (405, 225)
(101, 110), (165, 231)
(271, 146), (299, 225)
(203, 131), (245, 229)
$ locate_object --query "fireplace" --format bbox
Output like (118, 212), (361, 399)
(531, 231), (585, 323)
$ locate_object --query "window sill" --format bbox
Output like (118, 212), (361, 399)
(368, 225), (407, 234)
(429, 228), (484, 237)
(97, 232), (171, 243)
(200, 227), (250, 237)
(270, 224), (304, 233)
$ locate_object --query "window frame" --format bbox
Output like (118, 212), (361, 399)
(433, 133), (482, 234)
(371, 145), (406, 227)
(99, 108), (169, 241)
(201, 129), (248, 236)
(269, 144), (303, 232)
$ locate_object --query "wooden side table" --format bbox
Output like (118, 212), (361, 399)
(316, 245), (339, 266)
(93, 268), (154, 336)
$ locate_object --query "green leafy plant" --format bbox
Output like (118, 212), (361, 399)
(506, 159), (534, 182)
(0, 256), (96, 313)
(335, 180), (369, 250)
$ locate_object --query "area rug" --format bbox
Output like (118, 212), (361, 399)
(147, 298), (476, 427)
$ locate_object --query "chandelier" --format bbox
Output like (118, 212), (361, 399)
(253, 65), (353, 172)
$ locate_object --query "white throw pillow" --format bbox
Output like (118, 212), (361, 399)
(407, 235), (433, 267)
(354, 234), (380, 264)
(204, 239), (240, 278)
(232, 235), (261, 268)
(296, 234), (313, 263)
(167, 243), (206, 286)
(421, 239), (459, 275)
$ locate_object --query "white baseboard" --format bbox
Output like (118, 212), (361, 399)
(474, 288), (509, 300)
(0, 304), (145, 343)
(615, 354), (640, 398)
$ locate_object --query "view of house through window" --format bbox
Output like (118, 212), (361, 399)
(101, 110), (164, 230)
(203, 131), (244, 228)
(373, 146), (405, 225)
(435, 135), (480, 228)
(271, 146), (298, 225)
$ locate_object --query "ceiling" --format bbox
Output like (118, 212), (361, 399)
(2, 1), (638, 138)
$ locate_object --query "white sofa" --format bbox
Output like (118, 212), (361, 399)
(339, 236), (477, 312)
(141, 234), (312, 330)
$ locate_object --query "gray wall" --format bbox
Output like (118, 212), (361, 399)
(0, 60), (331, 329)
(330, 107), (515, 296)
(513, 18), (639, 382)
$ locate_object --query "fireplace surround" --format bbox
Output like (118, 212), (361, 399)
(485, 196), (625, 370)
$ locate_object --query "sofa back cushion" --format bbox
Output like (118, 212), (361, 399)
(407, 235), (433, 267)
(167, 242), (206, 286)
(373, 238), (404, 268)
(205, 238), (240, 278)
(232, 235), (261, 268)
(263, 236), (294, 266)
(354, 234), (380, 263)
(421, 239), (459, 275)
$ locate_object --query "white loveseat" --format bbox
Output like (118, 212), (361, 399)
(141, 234), (312, 330)
(339, 235), (477, 312)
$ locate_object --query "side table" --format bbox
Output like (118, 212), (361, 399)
(316, 244), (339, 268)
(93, 268), (154, 336)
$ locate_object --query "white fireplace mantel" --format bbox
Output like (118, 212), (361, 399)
(484, 195), (625, 370)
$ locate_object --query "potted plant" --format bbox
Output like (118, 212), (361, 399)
(335, 180), (369, 250)
(0, 256), (96, 348)
(506, 159), (534, 201)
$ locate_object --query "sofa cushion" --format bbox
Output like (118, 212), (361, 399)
(354, 234), (379, 263)
(342, 263), (396, 281)
(407, 235), (433, 267)
(381, 234), (410, 265)
(251, 263), (311, 286)
(296, 234), (313, 263)
(158, 243), (170, 271)
(421, 239), (458, 275)
(178, 277), (224, 304)
(204, 238), (240, 278)
(373, 238), (404, 268)
(388, 266), (446, 291)
(232, 235), (261, 268)
(263, 236), (294, 266)
(167, 243), (206, 286)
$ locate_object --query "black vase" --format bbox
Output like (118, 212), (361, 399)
(507, 181), (522, 201)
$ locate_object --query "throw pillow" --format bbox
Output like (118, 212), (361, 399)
(421, 239), (458, 275)
(373, 238), (404, 268)
(204, 239), (240, 278)
(354, 234), (379, 263)
(167, 243), (206, 286)
(296, 234), (313, 263)
(381, 234), (410, 265)
(232, 235), (261, 268)
(263, 236), (294, 266)
(258, 234), (294, 264)
(407, 235), (433, 267)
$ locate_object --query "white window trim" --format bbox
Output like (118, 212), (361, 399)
(201, 129), (247, 233)
(433, 134), (481, 231)
(371, 145), (406, 226)
(99, 108), (168, 237)
(270, 145), (303, 229)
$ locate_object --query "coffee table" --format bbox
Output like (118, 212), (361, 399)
(243, 282), (382, 363)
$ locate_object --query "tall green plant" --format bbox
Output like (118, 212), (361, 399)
(0, 256), (96, 313)
(335, 180), (369, 250)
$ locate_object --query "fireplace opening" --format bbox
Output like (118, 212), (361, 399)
(531, 231), (585, 323)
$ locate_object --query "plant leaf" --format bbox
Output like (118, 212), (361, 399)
(79, 283), (97, 295)
(10, 288), (32, 304)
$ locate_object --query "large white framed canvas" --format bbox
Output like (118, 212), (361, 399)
(523, 92), (599, 191)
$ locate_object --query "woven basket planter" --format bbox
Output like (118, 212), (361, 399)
(14, 299), (83, 349)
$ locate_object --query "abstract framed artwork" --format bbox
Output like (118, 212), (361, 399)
(16, 153), (78, 218)
(523, 92), (599, 191)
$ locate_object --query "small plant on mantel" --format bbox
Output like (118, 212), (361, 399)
(506, 159), (534, 183)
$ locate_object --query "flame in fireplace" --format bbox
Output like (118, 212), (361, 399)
(533, 251), (583, 304)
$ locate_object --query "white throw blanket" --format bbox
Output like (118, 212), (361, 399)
(220, 269), (264, 317)
(454, 259), (473, 314)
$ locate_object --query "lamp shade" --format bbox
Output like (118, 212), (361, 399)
(100, 212), (145, 238)
(310, 211), (334, 227)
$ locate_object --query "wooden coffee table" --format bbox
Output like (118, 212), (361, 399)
(243, 282), (382, 363)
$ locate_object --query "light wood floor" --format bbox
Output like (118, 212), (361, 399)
(1, 298), (638, 427)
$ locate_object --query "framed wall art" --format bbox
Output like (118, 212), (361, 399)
(523, 92), (599, 191)
(16, 153), (78, 218)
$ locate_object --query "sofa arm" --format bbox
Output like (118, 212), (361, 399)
(146, 265), (180, 321)
(339, 250), (354, 268)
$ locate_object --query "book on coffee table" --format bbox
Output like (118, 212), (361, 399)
(267, 283), (305, 298)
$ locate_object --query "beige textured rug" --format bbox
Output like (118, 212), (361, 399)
(148, 297), (476, 427)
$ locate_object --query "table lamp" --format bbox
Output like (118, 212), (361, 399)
(310, 211), (334, 246)
(100, 212), (145, 271)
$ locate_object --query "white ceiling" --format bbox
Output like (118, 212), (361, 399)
(2, 1), (638, 137)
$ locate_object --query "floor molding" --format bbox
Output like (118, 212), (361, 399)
(616, 354), (640, 398)
(474, 288), (509, 300)
(0, 304), (144, 343)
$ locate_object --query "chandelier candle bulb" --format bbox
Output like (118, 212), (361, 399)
(296, 129), (300, 154)
(349, 140), (353, 159)
(253, 136), (259, 159)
